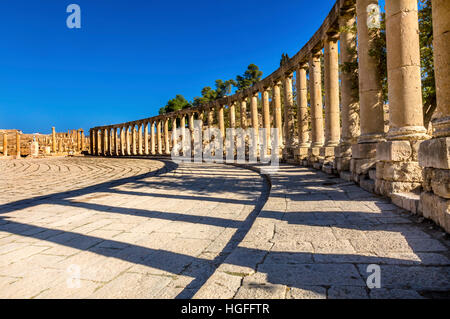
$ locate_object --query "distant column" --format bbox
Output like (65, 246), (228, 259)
(296, 63), (309, 147)
(151, 121), (156, 155)
(218, 104), (225, 138)
(240, 99), (248, 129)
(89, 129), (94, 155)
(144, 122), (149, 155)
(164, 118), (170, 155)
(309, 51), (325, 148)
(262, 88), (271, 147)
(16, 132), (21, 158)
(273, 81), (283, 146)
(52, 127), (57, 153)
(138, 123), (143, 155)
(126, 126), (131, 155)
(181, 114), (186, 154)
(229, 101), (236, 129)
(283, 73), (295, 152)
(80, 129), (85, 152)
(157, 120), (162, 155)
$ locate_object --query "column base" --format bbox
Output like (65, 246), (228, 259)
(375, 140), (424, 197)
(294, 147), (309, 162)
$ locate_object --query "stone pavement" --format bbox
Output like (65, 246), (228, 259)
(0, 157), (449, 298)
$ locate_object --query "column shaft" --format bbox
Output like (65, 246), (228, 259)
(144, 122), (149, 155)
(356, 0), (385, 143)
(283, 74), (295, 148)
(273, 82), (283, 145)
(229, 102), (236, 128)
(324, 36), (341, 146)
(240, 99), (247, 129)
(296, 65), (310, 146)
(309, 53), (325, 147)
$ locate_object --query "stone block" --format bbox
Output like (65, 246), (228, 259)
(354, 159), (376, 175)
(308, 147), (321, 157)
(351, 143), (377, 159)
(368, 169), (377, 181)
(423, 168), (450, 199)
(378, 180), (422, 197)
(336, 157), (350, 172)
(376, 140), (412, 162)
(391, 192), (421, 215)
(320, 146), (335, 158)
(418, 137), (450, 169)
(381, 162), (423, 183)
(421, 191), (450, 233)
(294, 147), (309, 157)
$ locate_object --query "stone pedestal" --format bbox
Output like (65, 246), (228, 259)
(30, 141), (39, 157)
(376, 140), (424, 196)
(294, 146), (309, 163)
(351, 143), (377, 183)
(419, 137), (450, 232)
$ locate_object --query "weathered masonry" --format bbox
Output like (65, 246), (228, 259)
(89, 0), (450, 233)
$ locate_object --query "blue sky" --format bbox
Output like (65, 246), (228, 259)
(0, 0), (341, 134)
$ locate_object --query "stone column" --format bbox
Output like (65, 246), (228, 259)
(126, 126), (131, 156)
(138, 123), (143, 155)
(418, 0), (450, 232)
(250, 92), (259, 133)
(150, 121), (156, 155)
(119, 127), (124, 156)
(283, 73), (295, 159)
(229, 102), (236, 128)
(164, 118), (170, 155)
(157, 120), (162, 155)
(336, 8), (360, 175)
(105, 128), (110, 156)
(172, 117), (177, 151)
(89, 129), (94, 155)
(113, 128), (118, 156)
(2, 133), (7, 156)
(100, 129), (105, 156)
(181, 114), (186, 155)
(262, 88), (271, 154)
(110, 129), (113, 156)
(295, 64), (310, 163)
(273, 81), (283, 147)
(207, 108), (214, 128)
(308, 51), (325, 166)
(351, 0), (385, 183)
(129, 125), (135, 155)
(15, 132), (21, 158)
(321, 35), (341, 171)
(218, 104), (225, 138)
(356, 0), (385, 144)
(76, 130), (81, 151)
(376, 0), (428, 197)
(97, 129), (101, 156)
(144, 122), (149, 155)
(52, 127), (57, 153)
(80, 129), (85, 152)
(240, 99), (248, 129)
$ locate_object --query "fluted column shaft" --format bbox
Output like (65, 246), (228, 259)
(157, 121), (162, 155)
(339, 10), (360, 145)
(356, 0), (385, 143)
(150, 122), (156, 155)
(52, 127), (57, 153)
(144, 122), (149, 155)
(229, 102), (236, 128)
(385, 0), (427, 140)
(16, 132), (21, 157)
(164, 118), (170, 155)
(283, 74), (295, 148)
(309, 52), (325, 147)
(262, 89), (271, 144)
(120, 127), (125, 156)
(240, 99), (247, 129)
(324, 36), (341, 147)
(250, 93), (259, 137)
(273, 82), (283, 145)
(138, 123), (143, 155)
(218, 105), (225, 137)
(126, 126), (131, 155)
(296, 65), (310, 147)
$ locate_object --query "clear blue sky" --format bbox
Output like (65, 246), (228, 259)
(0, 0), (339, 134)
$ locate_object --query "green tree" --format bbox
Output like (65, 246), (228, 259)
(280, 53), (290, 67)
(235, 64), (263, 91)
(215, 79), (236, 98)
(159, 94), (191, 114)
